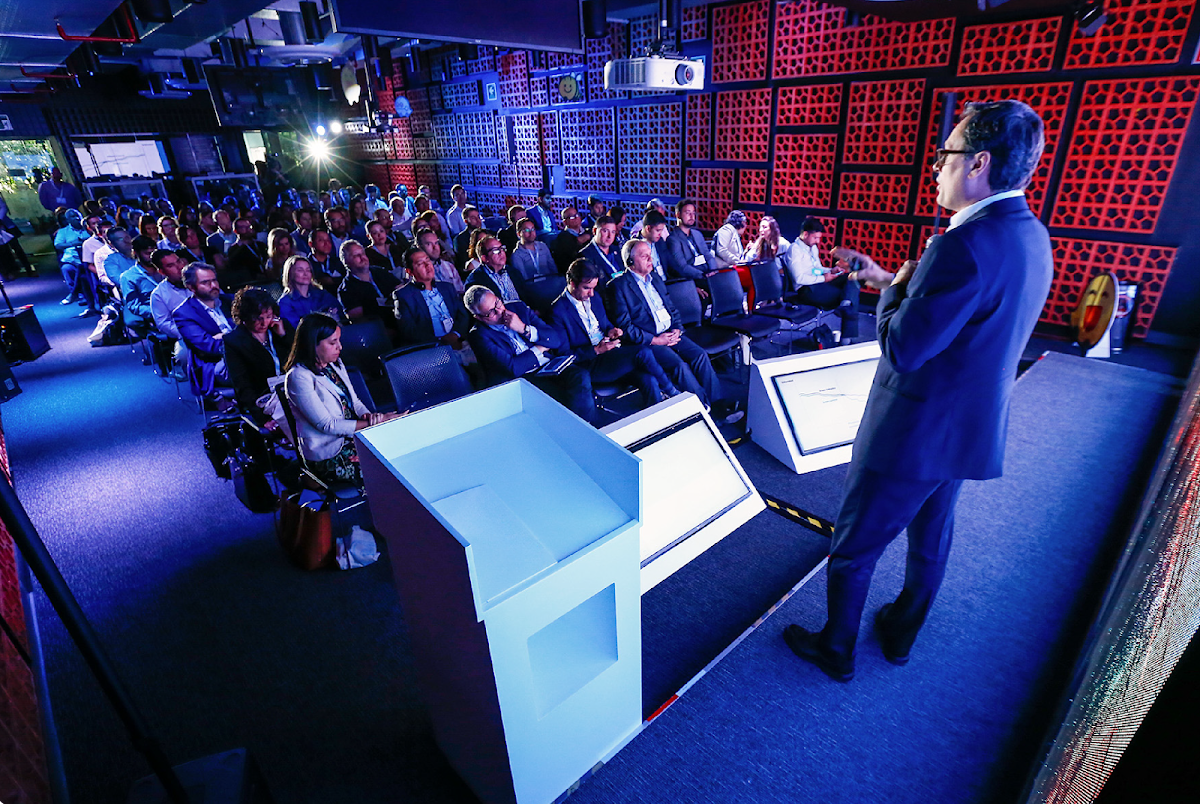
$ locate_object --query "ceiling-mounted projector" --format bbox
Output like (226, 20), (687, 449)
(604, 56), (705, 92)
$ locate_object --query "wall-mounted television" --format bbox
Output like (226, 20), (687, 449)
(204, 65), (319, 129)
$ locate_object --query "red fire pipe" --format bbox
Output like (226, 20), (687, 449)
(9, 83), (55, 94)
(56, 2), (140, 44)
(19, 66), (77, 80)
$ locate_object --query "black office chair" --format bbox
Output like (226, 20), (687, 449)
(338, 318), (396, 408)
(665, 278), (741, 361)
(707, 268), (780, 346)
(273, 384), (363, 503)
(748, 260), (837, 352)
(517, 274), (567, 318)
(381, 343), (474, 414)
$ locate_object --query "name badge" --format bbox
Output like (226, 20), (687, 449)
(693, 254), (706, 266)
(441, 316), (454, 334)
(653, 305), (672, 332)
(376, 296), (387, 307)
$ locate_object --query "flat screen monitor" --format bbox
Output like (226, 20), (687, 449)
(204, 66), (319, 129)
(772, 358), (876, 455)
(626, 413), (752, 567)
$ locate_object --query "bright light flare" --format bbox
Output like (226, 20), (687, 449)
(307, 138), (330, 161)
(315, 124), (327, 136)
(329, 120), (344, 135)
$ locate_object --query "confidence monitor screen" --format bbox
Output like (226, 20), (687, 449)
(773, 358), (877, 455)
(626, 413), (752, 567)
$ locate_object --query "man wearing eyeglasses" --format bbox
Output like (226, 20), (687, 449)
(551, 206), (593, 274)
(783, 100), (1054, 682)
(464, 234), (524, 306)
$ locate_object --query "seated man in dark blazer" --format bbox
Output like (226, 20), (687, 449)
(577, 215), (624, 286)
(550, 206), (592, 274)
(550, 259), (679, 414)
(610, 239), (726, 414)
(663, 198), (717, 288)
(172, 262), (235, 404)
(465, 285), (591, 421)
(452, 206), (483, 275)
(464, 233), (525, 305)
(392, 246), (471, 349)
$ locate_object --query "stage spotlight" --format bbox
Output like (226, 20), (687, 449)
(307, 138), (330, 161)
(329, 120), (344, 135)
(1074, 1), (1107, 36)
(315, 124), (327, 136)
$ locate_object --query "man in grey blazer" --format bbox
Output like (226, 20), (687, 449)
(784, 100), (1054, 681)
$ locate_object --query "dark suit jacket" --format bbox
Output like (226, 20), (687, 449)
(610, 269), (682, 347)
(467, 301), (563, 385)
(223, 324), (293, 419)
(551, 229), (589, 274)
(664, 227), (717, 281)
(464, 265), (523, 304)
(453, 227), (478, 274)
(548, 291), (614, 364)
(578, 241), (623, 286)
(392, 281), (471, 346)
(856, 195), (1053, 481)
(172, 294), (234, 395)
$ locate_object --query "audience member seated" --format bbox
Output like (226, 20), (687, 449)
(525, 189), (558, 241)
(577, 215), (623, 285)
(453, 206), (483, 275)
(138, 215), (160, 244)
(365, 220), (407, 279)
(291, 207), (315, 255)
(462, 229), (492, 277)
(498, 204), (526, 253)
(149, 249), (190, 360)
(549, 259), (679, 420)
(610, 205), (630, 252)
(53, 209), (90, 308)
(307, 229), (345, 293)
(324, 206), (352, 256)
(157, 216), (182, 252)
(664, 199), (717, 289)
(465, 234), (523, 305)
(611, 240), (726, 414)
(446, 184), (469, 237)
(580, 195), (606, 231)
(390, 195), (413, 234)
(784, 217), (860, 343)
(337, 239), (400, 333)
(119, 240), (168, 336)
(224, 217), (268, 289)
(283, 313), (397, 487)
(465, 286), (590, 419)
(176, 226), (207, 264)
(551, 206), (592, 274)
(392, 247), (471, 350)
(348, 196), (371, 243)
(264, 227), (294, 286)
(173, 262), (235, 403)
(509, 218), (555, 283)
(225, 287), (293, 423)
(415, 228), (462, 293)
(402, 195), (450, 240)
(631, 198), (667, 236)
(279, 255), (343, 330)
(95, 224), (127, 297)
(413, 209), (455, 261)
(363, 183), (389, 215)
(712, 210), (747, 269)
(206, 209), (238, 258)
(633, 209), (671, 280)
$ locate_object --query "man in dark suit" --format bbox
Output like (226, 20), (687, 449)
(172, 262), (235, 403)
(663, 198), (717, 284)
(452, 206), (482, 275)
(577, 215), (623, 286)
(549, 259), (679, 418)
(783, 100), (1054, 681)
(392, 247), (471, 349)
(465, 234), (525, 305)
(464, 285), (591, 421)
(610, 239), (723, 411)
(632, 209), (672, 281)
(550, 206), (592, 274)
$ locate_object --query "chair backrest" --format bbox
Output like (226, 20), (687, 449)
(665, 279), (702, 328)
(382, 344), (473, 414)
(524, 274), (567, 317)
(749, 260), (784, 304)
(708, 269), (747, 318)
(274, 384), (304, 467)
(338, 318), (392, 375)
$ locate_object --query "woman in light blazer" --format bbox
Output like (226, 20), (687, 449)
(283, 313), (397, 487)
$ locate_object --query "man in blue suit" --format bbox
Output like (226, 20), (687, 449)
(392, 247), (470, 349)
(783, 100), (1054, 681)
(549, 259), (680, 418)
(172, 262), (235, 403)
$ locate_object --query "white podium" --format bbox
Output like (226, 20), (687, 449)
(357, 380), (642, 804)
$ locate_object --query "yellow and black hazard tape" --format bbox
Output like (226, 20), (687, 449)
(761, 493), (835, 537)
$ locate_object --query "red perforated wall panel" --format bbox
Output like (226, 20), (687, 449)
(498, 52), (531, 110)
(843, 79), (925, 165)
(686, 94), (711, 161)
(388, 164), (418, 193)
(1051, 77), (1200, 233)
(413, 135), (437, 160)
(915, 82), (1073, 218)
(432, 115), (459, 159)
(414, 164), (438, 195)
(739, 169), (768, 206)
(560, 108), (616, 194)
(457, 110), (498, 160)
(392, 120), (415, 160)
(618, 103), (683, 196)
(957, 17), (1062, 76)
(712, 0), (769, 84)
(510, 112), (544, 189)
(683, 4), (708, 40)
(530, 75), (549, 108)
(407, 88), (433, 135)
(1064, 0), (1195, 69)
(773, 0), (955, 79)
(716, 89), (773, 162)
(772, 133), (837, 207)
(686, 168), (735, 232)
(838, 173), (912, 215)
(587, 29), (624, 103)
(741, 210), (765, 248)
(776, 83), (843, 127)
(1043, 238), (1177, 337)
(840, 219), (913, 273)
(539, 111), (561, 166)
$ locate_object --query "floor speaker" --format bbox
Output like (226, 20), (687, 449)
(0, 306), (49, 364)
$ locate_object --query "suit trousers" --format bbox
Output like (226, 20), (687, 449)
(822, 459), (964, 659)
(796, 275), (860, 338)
(587, 344), (674, 410)
(530, 364), (592, 423)
(649, 335), (721, 408)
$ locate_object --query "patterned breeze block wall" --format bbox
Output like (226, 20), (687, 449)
(843, 79), (925, 165)
(560, 108), (617, 194)
(915, 82), (1073, 218)
(840, 219), (914, 273)
(716, 89), (773, 161)
(686, 168), (735, 231)
(618, 103), (683, 196)
(776, 83), (842, 126)
(773, 0), (955, 78)
(431, 114), (459, 159)
(414, 164), (439, 195)
(1051, 77), (1200, 233)
(1044, 239), (1178, 337)
(457, 110), (498, 160)
(683, 4), (708, 40)
(498, 52), (531, 110)
(739, 169), (768, 206)
(539, 111), (561, 166)
(686, 94), (712, 161)
(772, 134), (837, 207)
(838, 173), (912, 215)
(1064, 0), (1195, 69)
(712, 0), (770, 83)
(957, 17), (1062, 76)
(509, 112), (545, 189)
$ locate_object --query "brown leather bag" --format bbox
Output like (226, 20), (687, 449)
(276, 492), (334, 570)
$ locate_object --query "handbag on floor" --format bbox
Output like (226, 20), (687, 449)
(276, 490), (334, 570)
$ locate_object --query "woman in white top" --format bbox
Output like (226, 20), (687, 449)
(712, 210), (748, 269)
(283, 313), (398, 487)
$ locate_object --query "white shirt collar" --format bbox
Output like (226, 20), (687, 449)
(948, 189), (1026, 230)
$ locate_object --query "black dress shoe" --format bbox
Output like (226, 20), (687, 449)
(874, 604), (911, 666)
(782, 624), (855, 682)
